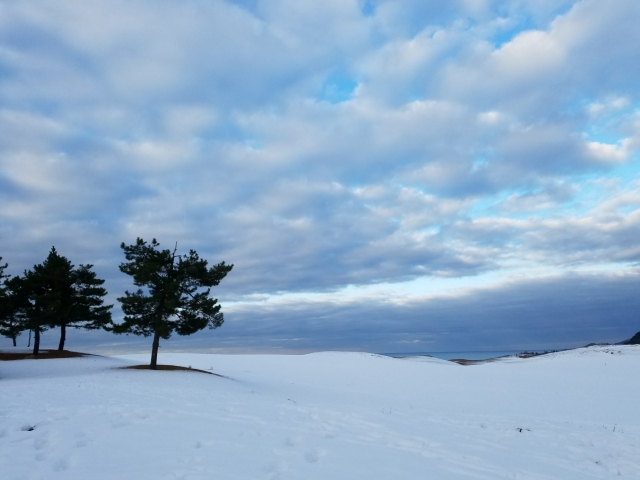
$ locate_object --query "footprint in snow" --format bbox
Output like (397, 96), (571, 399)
(75, 438), (89, 448)
(74, 430), (96, 448)
(304, 448), (326, 463)
(35, 451), (48, 462)
(33, 437), (50, 450)
(263, 459), (288, 479)
(53, 455), (76, 472)
(111, 418), (132, 429)
(284, 436), (303, 447)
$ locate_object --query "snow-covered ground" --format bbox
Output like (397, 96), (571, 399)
(1, 346), (639, 479)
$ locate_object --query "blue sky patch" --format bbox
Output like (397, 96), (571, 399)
(318, 71), (358, 104)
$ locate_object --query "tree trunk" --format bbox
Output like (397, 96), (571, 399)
(58, 323), (66, 351)
(12, 336), (16, 347)
(150, 330), (161, 370)
(28, 329), (32, 348)
(33, 328), (40, 355)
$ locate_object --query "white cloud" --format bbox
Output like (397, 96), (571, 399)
(585, 138), (631, 163)
(491, 29), (565, 79)
(588, 96), (630, 117)
(499, 181), (578, 214)
(477, 110), (502, 124)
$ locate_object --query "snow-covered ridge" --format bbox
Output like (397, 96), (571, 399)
(1, 345), (639, 479)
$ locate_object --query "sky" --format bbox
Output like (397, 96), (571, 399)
(1, 0), (639, 354)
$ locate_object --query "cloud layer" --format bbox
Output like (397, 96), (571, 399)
(1, 0), (639, 352)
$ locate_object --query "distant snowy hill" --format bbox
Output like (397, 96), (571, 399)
(1, 346), (639, 479)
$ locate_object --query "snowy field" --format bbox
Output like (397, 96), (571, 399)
(1, 346), (639, 479)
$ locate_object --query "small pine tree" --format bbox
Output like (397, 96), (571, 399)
(0, 258), (9, 343)
(67, 264), (113, 338)
(0, 258), (22, 347)
(114, 238), (233, 369)
(0, 257), (6, 283)
(2, 275), (32, 347)
(50, 261), (113, 351)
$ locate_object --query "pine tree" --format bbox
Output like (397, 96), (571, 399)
(2, 275), (32, 347)
(0, 258), (23, 347)
(114, 238), (233, 369)
(64, 264), (112, 348)
(21, 256), (59, 355)
(0, 258), (9, 343)
(0, 257), (6, 284)
(12, 248), (112, 354)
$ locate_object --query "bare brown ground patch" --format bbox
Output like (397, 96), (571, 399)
(0, 350), (95, 361)
(449, 358), (499, 365)
(122, 364), (225, 377)
(450, 351), (554, 365)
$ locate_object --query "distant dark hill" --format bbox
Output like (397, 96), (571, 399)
(623, 331), (640, 345)
(587, 331), (640, 347)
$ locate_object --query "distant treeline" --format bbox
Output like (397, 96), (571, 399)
(0, 238), (232, 369)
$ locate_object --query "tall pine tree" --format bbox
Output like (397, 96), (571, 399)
(14, 248), (112, 354)
(114, 238), (233, 369)
(20, 251), (62, 354)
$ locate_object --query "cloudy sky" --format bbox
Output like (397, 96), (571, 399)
(1, 0), (639, 354)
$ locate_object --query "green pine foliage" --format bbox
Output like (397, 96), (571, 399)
(26, 248), (75, 349)
(1, 275), (31, 347)
(114, 238), (233, 369)
(0, 257), (22, 347)
(0, 257), (8, 327)
(0, 257), (6, 283)
(1, 248), (113, 354)
(69, 263), (113, 332)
